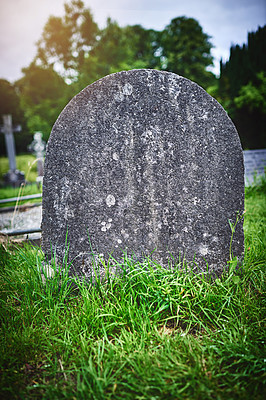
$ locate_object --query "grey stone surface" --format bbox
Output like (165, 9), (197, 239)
(243, 149), (266, 185)
(42, 69), (244, 279)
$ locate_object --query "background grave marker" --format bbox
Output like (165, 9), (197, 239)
(0, 114), (25, 186)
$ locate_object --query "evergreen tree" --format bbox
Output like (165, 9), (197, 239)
(219, 25), (266, 149)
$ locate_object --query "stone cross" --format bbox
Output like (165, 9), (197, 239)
(42, 70), (244, 281)
(0, 114), (25, 186)
(28, 132), (46, 178)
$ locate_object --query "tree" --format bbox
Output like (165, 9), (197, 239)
(159, 17), (216, 89)
(123, 25), (160, 68)
(0, 79), (24, 124)
(234, 71), (266, 113)
(16, 64), (70, 141)
(218, 25), (266, 148)
(0, 79), (29, 156)
(35, 3), (215, 90)
(74, 21), (160, 90)
(36, 0), (98, 81)
(17, 0), (219, 146)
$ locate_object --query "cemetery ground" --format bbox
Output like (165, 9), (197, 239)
(0, 168), (265, 400)
(0, 154), (39, 185)
(0, 154), (42, 208)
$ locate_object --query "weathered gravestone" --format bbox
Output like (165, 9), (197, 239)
(243, 149), (266, 185)
(42, 69), (244, 280)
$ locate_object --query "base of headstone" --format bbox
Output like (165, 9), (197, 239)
(4, 170), (25, 187)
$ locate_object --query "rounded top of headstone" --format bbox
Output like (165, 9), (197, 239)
(55, 69), (236, 132)
(42, 69), (244, 280)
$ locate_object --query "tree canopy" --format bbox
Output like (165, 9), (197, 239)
(0, 79), (27, 155)
(4, 0), (265, 152)
(34, 0), (215, 89)
(218, 25), (266, 149)
(8, 0), (216, 143)
(16, 63), (70, 141)
(160, 17), (215, 88)
(0, 79), (23, 124)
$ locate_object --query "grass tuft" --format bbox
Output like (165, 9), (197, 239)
(0, 175), (265, 399)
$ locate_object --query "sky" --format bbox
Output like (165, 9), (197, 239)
(0, 0), (265, 83)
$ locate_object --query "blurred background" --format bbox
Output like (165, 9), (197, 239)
(0, 0), (265, 154)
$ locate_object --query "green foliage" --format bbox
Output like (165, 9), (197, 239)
(0, 80), (24, 124)
(73, 22), (161, 92)
(0, 184), (42, 210)
(234, 71), (266, 113)
(0, 80), (29, 156)
(16, 64), (70, 141)
(244, 173), (266, 270)
(0, 154), (39, 185)
(36, 0), (98, 77)
(1, 1), (217, 149)
(160, 17), (216, 88)
(0, 186), (265, 399)
(245, 168), (266, 197)
(218, 25), (266, 149)
(0, 154), (42, 206)
(34, 1), (215, 91)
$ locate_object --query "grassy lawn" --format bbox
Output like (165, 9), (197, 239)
(0, 155), (42, 207)
(0, 154), (39, 183)
(0, 178), (265, 399)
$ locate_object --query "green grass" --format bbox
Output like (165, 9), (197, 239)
(0, 154), (39, 183)
(0, 155), (42, 207)
(0, 183), (42, 208)
(0, 178), (265, 399)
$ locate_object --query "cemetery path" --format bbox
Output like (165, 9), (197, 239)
(0, 205), (42, 236)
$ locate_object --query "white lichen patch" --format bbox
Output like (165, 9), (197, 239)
(121, 229), (129, 239)
(168, 83), (181, 99)
(106, 194), (116, 207)
(199, 245), (208, 256)
(101, 220), (112, 232)
(192, 197), (200, 205)
(114, 83), (133, 102)
(114, 92), (124, 102)
(200, 112), (208, 120)
(122, 83), (133, 95)
(64, 206), (74, 220)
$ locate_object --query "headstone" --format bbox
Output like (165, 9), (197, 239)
(0, 114), (25, 186)
(42, 70), (244, 280)
(28, 132), (46, 185)
(243, 149), (266, 185)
